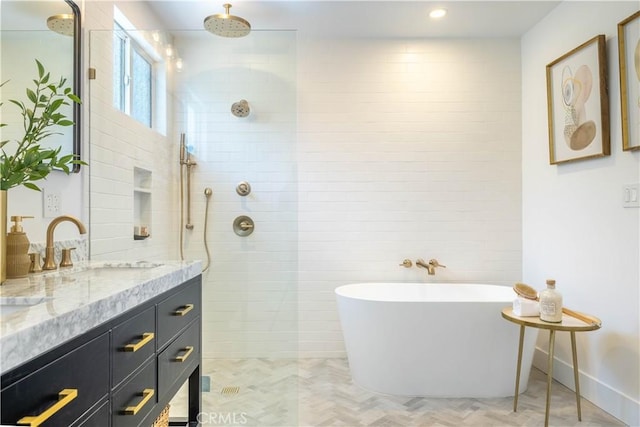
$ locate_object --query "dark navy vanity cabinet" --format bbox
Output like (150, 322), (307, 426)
(1, 275), (202, 427)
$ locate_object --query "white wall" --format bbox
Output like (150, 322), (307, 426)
(85, 0), (179, 261)
(296, 37), (523, 356)
(522, 2), (640, 425)
(174, 31), (299, 358)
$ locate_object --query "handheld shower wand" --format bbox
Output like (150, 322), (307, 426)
(179, 134), (196, 230)
(179, 133), (186, 164)
(178, 134), (212, 272)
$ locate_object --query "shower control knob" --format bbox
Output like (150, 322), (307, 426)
(236, 181), (251, 196)
(233, 215), (254, 236)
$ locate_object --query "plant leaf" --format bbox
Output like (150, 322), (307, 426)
(24, 182), (41, 191)
(36, 59), (44, 78)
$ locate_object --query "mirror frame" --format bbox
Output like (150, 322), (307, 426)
(67, 0), (82, 173)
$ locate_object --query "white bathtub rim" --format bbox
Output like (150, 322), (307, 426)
(335, 282), (518, 303)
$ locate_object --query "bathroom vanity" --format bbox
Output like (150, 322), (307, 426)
(0, 260), (202, 426)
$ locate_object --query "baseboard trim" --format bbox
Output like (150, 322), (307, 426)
(533, 347), (638, 426)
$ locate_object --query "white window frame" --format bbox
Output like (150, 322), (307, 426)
(113, 6), (166, 133)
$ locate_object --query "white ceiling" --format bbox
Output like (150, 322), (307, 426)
(146, 1), (561, 38)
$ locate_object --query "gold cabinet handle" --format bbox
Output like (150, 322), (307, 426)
(123, 388), (154, 415)
(173, 346), (194, 362)
(173, 304), (194, 316)
(18, 388), (78, 426)
(123, 332), (154, 352)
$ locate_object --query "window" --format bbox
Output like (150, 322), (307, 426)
(113, 22), (153, 127)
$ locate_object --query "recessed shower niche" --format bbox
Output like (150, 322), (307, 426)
(133, 167), (152, 240)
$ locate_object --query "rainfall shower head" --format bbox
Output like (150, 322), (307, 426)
(204, 3), (251, 38)
(231, 99), (250, 117)
(47, 14), (74, 36)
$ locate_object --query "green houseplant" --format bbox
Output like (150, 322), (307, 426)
(1, 59), (83, 191)
(0, 59), (83, 284)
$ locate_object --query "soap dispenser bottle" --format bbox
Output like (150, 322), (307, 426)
(6, 216), (33, 279)
(539, 279), (563, 323)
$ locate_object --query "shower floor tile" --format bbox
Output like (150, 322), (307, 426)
(169, 358), (625, 426)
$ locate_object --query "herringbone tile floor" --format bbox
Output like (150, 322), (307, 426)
(170, 358), (626, 426)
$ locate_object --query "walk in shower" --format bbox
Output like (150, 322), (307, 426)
(88, 23), (298, 425)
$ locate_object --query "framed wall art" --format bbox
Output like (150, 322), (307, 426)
(618, 11), (640, 151)
(546, 35), (609, 164)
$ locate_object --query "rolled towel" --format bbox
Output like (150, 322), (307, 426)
(513, 297), (540, 317)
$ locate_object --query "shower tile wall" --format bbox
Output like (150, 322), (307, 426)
(175, 32), (298, 358)
(296, 38), (523, 357)
(86, 1), (179, 261)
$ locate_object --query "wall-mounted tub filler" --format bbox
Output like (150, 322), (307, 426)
(231, 99), (250, 117)
(416, 258), (446, 275)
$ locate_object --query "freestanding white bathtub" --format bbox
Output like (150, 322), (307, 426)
(335, 283), (538, 398)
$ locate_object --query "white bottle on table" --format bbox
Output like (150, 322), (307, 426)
(539, 279), (563, 323)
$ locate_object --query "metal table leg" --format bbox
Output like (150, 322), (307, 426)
(513, 325), (525, 412)
(545, 329), (556, 427)
(570, 331), (582, 421)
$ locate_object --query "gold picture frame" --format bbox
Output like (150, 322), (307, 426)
(618, 11), (640, 151)
(546, 35), (610, 164)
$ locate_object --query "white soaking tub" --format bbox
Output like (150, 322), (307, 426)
(335, 282), (538, 398)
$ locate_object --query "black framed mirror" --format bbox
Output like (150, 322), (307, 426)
(0, 0), (82, 172)
(68, 0), (81, 173)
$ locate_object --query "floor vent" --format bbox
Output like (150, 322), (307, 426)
(221, 386), (240, 395)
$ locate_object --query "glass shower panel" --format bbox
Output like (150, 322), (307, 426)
(89, 28), (298, 425)
(175, 29), (299, 426)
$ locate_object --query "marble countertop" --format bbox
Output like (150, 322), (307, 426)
(0, 260), (202, 374)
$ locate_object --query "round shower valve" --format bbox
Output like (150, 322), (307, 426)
(233, 215), (254, 236)
(236, 181), (251, 196)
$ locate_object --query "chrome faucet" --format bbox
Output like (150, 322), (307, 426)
(416, 258), (446, 275)
(43, 215), (87, 270)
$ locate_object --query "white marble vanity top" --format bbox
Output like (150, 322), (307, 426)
(0, 260), (201, 374)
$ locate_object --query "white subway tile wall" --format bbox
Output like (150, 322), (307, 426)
(296, 38), (522, 357)
(87, 3), (178, 262)
(174, 32), (299, 358)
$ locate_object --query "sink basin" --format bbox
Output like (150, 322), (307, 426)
(0, 296), (54, 317)
(62, 262), (164, 279)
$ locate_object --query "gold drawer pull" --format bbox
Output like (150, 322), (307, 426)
(174, 346), (194, 362)
(123, 388), (154, 415)
(124, 332), (154, 352)
(18, 388), (78, 426)
(173, 304), (194, 316)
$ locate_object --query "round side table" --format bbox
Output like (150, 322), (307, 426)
(501, 307), (601, 427)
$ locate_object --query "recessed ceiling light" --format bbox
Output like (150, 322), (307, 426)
(429, 8), (447, 19)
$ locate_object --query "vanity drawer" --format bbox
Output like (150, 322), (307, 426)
(157, 279), (201, 349)
(112, 306), (156, 388)
(71, 400), (110, 427)
(111, 359), (157, 427)
(1, 333), (109, 427)
(158, 320), (200, 400)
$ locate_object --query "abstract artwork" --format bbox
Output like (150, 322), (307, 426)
(618, 11), (640, 151)
(546, 35), (609, 164)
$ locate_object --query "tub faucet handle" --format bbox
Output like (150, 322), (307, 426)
(399, 259), (413, 268)
(429, 259), (446, 269)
